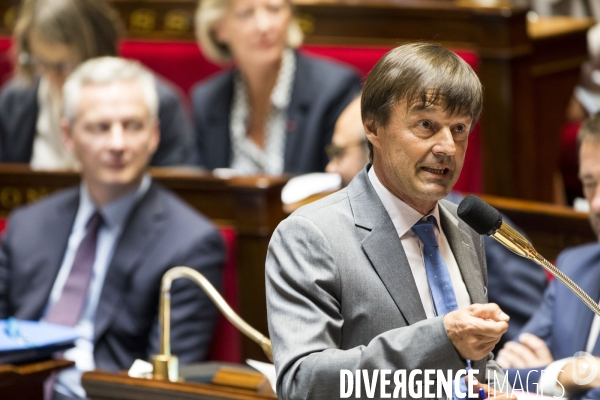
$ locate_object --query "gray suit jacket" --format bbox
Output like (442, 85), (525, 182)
(0, 182), (224, 371)
(266, 166), (504, 399)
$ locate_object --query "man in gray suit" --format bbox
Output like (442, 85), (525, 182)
(266, 43), (511, 399)
(0, 57), (224, 400)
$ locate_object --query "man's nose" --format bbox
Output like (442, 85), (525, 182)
(432, 127), (456, 156)
(107, 124), (125, 150)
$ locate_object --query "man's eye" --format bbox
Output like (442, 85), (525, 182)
(124, 121), (143, 131)
(87, 123), (110, 134)
(453, 125), (469, 136)
(419, 121), (431, 129)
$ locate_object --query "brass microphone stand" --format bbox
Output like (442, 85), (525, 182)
(151, 266), (273, 382)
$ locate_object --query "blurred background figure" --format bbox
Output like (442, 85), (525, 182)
(325, 96), (367, 188)
(497, 112), (600, 399)
(0, 0), (193, 170)
(191, 0), (361, 175)
(327, 95), (548, 350)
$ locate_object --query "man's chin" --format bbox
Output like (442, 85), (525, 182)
(419, 183), (453, 202)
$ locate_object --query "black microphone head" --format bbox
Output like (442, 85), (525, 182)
(457, 195), (503, 236)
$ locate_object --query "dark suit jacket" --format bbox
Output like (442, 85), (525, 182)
(0, 182), (225, 371)
(505, 243), (600, 397)
(0, 77), (194, 166)
(190, 52), (362, 174)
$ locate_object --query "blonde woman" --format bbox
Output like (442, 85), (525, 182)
(0, 0), (193, 168)
(192, 0), (361, 174)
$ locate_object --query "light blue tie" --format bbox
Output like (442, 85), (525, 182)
(412, 216), (470, 399)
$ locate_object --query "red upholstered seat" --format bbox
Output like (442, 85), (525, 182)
(0, 37), (14, 86)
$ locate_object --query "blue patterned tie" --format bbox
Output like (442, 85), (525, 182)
(412, 216), (470, 399)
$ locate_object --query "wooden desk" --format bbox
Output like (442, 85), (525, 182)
(0, 359), (74, 400)
(480, 194), (596, 260)
(82, 370), (277, 400)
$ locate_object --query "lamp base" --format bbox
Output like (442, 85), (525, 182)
(151, 354), (179, 382)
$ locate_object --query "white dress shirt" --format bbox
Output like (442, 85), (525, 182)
(44, 175), (151, 398)
(368, 167), (471, 318)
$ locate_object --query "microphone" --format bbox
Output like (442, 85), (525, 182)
(457, 194), (600, 317)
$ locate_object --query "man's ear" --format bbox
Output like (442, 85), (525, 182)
(364, 118), (380, 149)
(148, 118), (160, 155)
(61, 116), (75, 153)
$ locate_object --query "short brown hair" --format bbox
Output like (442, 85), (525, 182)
(14, 0), (123, 81)
(361, 42), (483, 162)
(578, 111), (600, 154)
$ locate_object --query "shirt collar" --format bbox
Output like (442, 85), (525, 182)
(367, 166), (441, 238)
(79, 174), (152, 229)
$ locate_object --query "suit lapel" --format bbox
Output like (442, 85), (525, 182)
(94, 184), (166, 343)
(569, 260), (600, 355)
(284, 52), (312, 172)
(439, 204), (486, 305)
(207, 73), (234, 168)
(349, 167), (427, 324)
(19, 188), (79, 319)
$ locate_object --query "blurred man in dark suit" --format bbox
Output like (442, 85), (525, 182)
(0, 57), (224, 400)
(326, 94), (548, 351)
(497, 112), (600, 399)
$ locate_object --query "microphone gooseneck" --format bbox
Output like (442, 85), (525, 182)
(457, 195), (600, 317)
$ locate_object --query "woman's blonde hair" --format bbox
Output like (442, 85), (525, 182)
(194, 0), (304, 64)
(13, 0), (123, 81)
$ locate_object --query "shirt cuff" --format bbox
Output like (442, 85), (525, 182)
(539, 357), (571, 398)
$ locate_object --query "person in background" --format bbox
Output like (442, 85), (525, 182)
(0, 57), (224, 400)
(0, 0), (193, 169)
(326, 94), (548, 351)
(325, 96), (368, 187)
(496, 112), (600, 399)
(191, 0), (361, 175)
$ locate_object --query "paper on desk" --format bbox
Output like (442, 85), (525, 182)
(128, 359), (153, 378)
(246, 359), (276, 393)
(281, 173), (341, 205)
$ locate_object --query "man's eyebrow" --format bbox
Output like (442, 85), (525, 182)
(409, 104), (434, 112)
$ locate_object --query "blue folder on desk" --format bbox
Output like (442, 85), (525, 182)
(0, 319), (79, 365)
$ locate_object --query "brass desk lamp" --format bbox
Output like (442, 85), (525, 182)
(151, 266), (273, 382)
